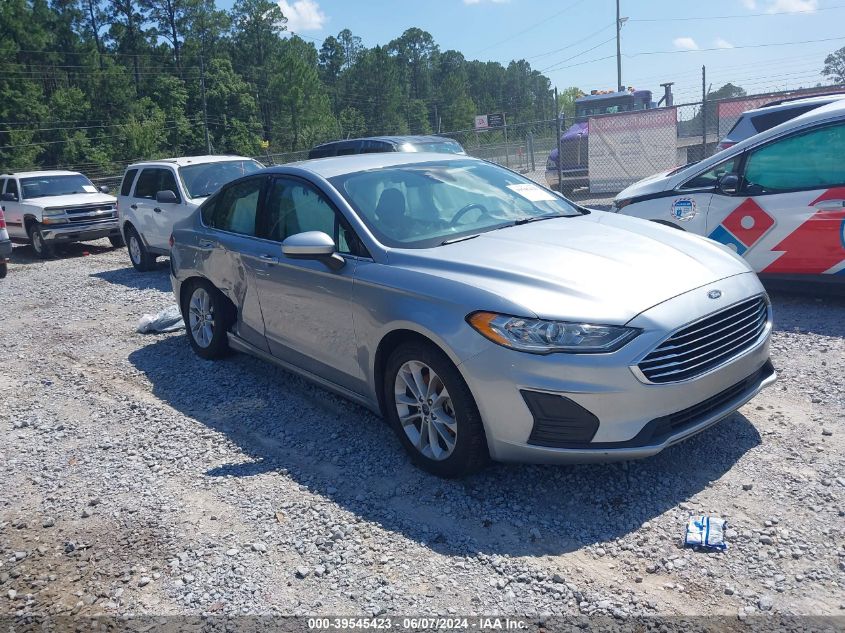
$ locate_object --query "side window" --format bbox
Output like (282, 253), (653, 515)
(743, 123), (845, 193)
(751, 105), (817, 133)
(158, 169), (181, 203)
(336, 143), (358, 156)
(120, 169), (138, 196)
(211, 177), (264, 236)
(360, 140), (390, 154)
(134, 169), (160, 199)
(6, 179), (18, 199)
(680, 156), (739, 190)
(0, 179), (6, 194)
(261, 177), (364, 256)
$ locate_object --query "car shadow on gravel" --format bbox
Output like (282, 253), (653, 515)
(129, 334), (762, 558)
(91, 265), (171, 292)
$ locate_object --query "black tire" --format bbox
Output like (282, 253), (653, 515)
(28, 223), (54, 259)
(0, 262), (6, 279)
(109, 234), (125, 248)
(383, 341), (488, 478)
(183, 279), (233, 360)
(126, 225), (156, 271)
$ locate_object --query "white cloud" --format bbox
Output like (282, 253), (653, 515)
(673, 37), (699, 51)
(463, 0), (510, 4)
(741, 0), (757, 8)
(278, 0), (327, 32)
(714, 37), (734, 49)
(765, 0), (818, 12)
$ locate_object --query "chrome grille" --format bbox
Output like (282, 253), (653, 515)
(57, 204), (116, 224)
(637, 296), (769, 384)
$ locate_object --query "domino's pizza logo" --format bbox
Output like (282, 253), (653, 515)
(707, 199), (775, 255)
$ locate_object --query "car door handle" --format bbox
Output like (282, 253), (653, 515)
(130, 203), (138, 210)
(197, 239), (216, 248)
(259, 254), (278, 264)
(814, 199), (845, 210)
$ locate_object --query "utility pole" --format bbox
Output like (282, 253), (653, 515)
(701, 65), (707, 158)
(200, 55), (212, 154)
(616, 0), (623, 92)
(555, 87), (563, 194)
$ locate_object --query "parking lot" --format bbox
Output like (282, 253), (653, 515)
(0, 241), (843, 619)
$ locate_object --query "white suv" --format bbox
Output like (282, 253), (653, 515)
(117, 155), (263, 271)
(0, 171), (120, 258)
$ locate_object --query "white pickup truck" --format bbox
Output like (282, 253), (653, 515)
(1, 170), (121, 258)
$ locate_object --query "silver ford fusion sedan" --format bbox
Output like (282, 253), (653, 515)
(170, 153), (776, 477)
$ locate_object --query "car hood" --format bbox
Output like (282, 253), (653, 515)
(389, 211), (751, 324)
(23, 193), (116, 208)
(614, 168), (680, 201)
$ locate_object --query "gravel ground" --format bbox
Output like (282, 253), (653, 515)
(0, 240), (843, 621)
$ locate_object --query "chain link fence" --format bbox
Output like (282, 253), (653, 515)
(61, 84), (845, 208)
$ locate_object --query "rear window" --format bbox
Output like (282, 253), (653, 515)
(120, 169), (138, 196)
(751, 104), (820, 133)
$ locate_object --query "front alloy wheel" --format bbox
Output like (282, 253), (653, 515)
(394, 360), (458, 461)
(384, 342), (488, 477)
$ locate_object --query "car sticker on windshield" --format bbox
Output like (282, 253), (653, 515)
(670, 197), (696, 222)
(507, 183), (556, 202)
(82, 185), (98, 193)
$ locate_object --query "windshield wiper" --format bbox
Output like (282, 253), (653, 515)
(512, 213), (572, 225)
(440, 234), (481, 245)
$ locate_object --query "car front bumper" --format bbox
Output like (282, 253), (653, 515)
(458, 273), (776, 464)
(40, 219), (121, 243)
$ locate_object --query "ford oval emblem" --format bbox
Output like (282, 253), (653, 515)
(708, 289), (722, 299)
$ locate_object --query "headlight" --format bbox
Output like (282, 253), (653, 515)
(467, 312), (640, 354)
(42, 208), (66, 217)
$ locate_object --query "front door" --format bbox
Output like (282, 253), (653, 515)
(706, 121), (845, 275)
(2, 179), (24, 239)
(253, 175), (365, 393)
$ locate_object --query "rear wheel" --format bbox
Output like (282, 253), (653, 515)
(384, 341), (488, 478)
(28, 223), (53, 259)
(184, 280), (233, 360)
(126, 225), (156, 271)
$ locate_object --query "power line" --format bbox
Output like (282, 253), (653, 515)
(630, 5), (845, 22)
(540, 36), (617, 73)
(471, 0), (590, 55)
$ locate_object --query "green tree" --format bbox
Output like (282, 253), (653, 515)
(822, 47), (845, 83)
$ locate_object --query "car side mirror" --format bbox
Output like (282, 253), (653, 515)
(716, 173), (740, 195)
(156, 190), (179, 204)
(1, 192), (17, 202)
(281, 231), (345, 271)
(98, 185), (110, 194)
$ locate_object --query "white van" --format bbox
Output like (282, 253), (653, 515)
(118, 156), (263, 271)
(614, 100), (845, 281)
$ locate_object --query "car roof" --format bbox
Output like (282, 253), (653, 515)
(741, 93), (845, 116)
(125, 155), (255, 169)
(282, 152), (479, 179)
(312, 135), (458, 149)
(1, 170), (82, 178)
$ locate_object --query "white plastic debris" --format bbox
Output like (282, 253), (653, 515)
(136, 305), (184, 334)
(684, 515), (727, 550)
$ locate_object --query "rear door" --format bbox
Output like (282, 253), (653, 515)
(705, 120), (845, 275)
(201, 175), (272, 351)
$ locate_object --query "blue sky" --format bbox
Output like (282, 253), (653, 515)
(217, 0), (844, 104)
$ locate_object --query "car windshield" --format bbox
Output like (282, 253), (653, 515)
(20, 174), (97, 199)
(179, 159), (263, 199)
(330, 160), (582, 249)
